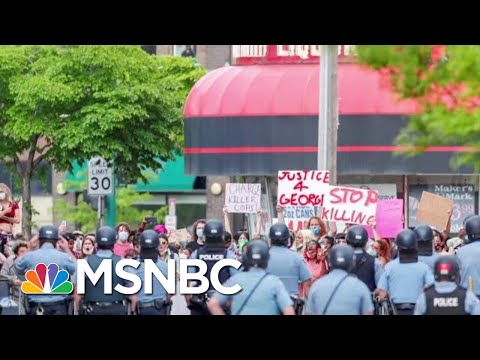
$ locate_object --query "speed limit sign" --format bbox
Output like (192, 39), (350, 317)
(88, 157), (113, 196)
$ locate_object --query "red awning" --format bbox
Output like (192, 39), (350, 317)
(184, 63), (419, 118)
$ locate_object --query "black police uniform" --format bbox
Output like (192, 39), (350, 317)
(423, 256), (469, 315)
(189, 220), (233, 315)
(347, 225), (376, 292)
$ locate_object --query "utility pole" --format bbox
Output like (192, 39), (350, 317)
(317, 45), (339, 217)
(318, 45), (339, 184)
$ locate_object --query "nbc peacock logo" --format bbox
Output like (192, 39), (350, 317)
(21, 263), (74, 294)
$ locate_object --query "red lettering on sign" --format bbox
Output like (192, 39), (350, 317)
(323, 172), (330, 184)
(279, 171), (295, 181)
(293, 181), (309, 191)
(314, 171), (329, 183)
(322, 207), (330, 219)
(279, 193), (323, 206)
(350, 190), (363, 204)
(278, 194), (289, 206)
(353, 211), (366, 224)
(330, 188), (343, 204)
(365, 190), (378, 207)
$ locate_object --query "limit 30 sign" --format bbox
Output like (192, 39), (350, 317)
(88, 157), (113, 196)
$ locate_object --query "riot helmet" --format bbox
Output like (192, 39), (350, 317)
(346, 225), (368, 248)
(244, 240), (270, 270)
(414, 224), (434, 256)
(434, 255), (460, 283)
(39, 225), (59, 242)
(96, 226), (117, 248)
(328, 244), (355, 272)
(465, 215), (480, 242)
(203, 220), (224, 243)
(269, 223), (289, 246)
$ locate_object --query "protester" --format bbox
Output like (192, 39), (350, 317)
(114, 223), (134, 258)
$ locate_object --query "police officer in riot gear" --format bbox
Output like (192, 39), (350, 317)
(377, 229), (434, 315)
(16, 225), (76, 315)
(77, 226), (128, 315)
(207, 240), (295, 315)
(414, 255), (480, 315)
(415, 224), (438, 271)
(187, 219), (238, 315)
(128, 230), (171, 315)
(306, 244), (374, 315)
(456, 215), (480, 296)
(266, 223), (311, 310)
(346, 225), (383, 293)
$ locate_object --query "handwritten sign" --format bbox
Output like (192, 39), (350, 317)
(348, 184), (397, 200)
(416, 191), (453, 231)
(284, 205), (315, 231)
(277, 170), (330, 207)
(321, 186), (378, 225)
(409, 184), (475, 233)
(225, 183), (261, 213)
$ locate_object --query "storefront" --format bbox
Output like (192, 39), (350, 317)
(184, 45), (478, 233)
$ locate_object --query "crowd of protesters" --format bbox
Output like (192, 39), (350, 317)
(1, 179), (479, 315)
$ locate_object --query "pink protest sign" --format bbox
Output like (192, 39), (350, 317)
(364, 199), (404, 239)
(376, 199), (404, 238)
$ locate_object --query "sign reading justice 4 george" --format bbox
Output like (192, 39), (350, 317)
(277, 170), (330, 207)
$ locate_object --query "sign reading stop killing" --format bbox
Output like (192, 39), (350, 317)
(225, 183), (261, 213)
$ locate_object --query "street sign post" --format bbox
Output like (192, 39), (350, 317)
(88, 157), (113, 196)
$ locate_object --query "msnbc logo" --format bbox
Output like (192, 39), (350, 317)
(21, 263), (73, 294)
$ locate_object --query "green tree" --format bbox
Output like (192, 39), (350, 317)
(54, 186), (168, 233)
(0, 46), (206, 238)
(355, 45), (480, 170)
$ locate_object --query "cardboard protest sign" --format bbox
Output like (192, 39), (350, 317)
(277, 170), (330, 207)
(416, 191), (453, 231)
(408, 184), (474, 232)
(363, 199), (404, 239)
(284, 205), (315, 231)
(225, 183), (261, 213)
(321, 185), (378, 226)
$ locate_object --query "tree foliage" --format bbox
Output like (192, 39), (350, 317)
(356, 45), (480, 170)
(0, 45), (206, 237)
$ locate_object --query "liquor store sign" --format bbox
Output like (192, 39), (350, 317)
(232, 45), (356, 65)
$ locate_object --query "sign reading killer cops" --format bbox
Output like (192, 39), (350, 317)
(225, 183), (261, 213)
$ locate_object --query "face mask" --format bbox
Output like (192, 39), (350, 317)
(321, 244), (327, 251)
(367, 249), (377, 257)
(179, 253), (188, 259)
(296, 243), (304, 250)
(118, 231), (129, 242)
(311, 226), (320, 236)
(196, 228), (204, 239)
(0, 192), (5, 201)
